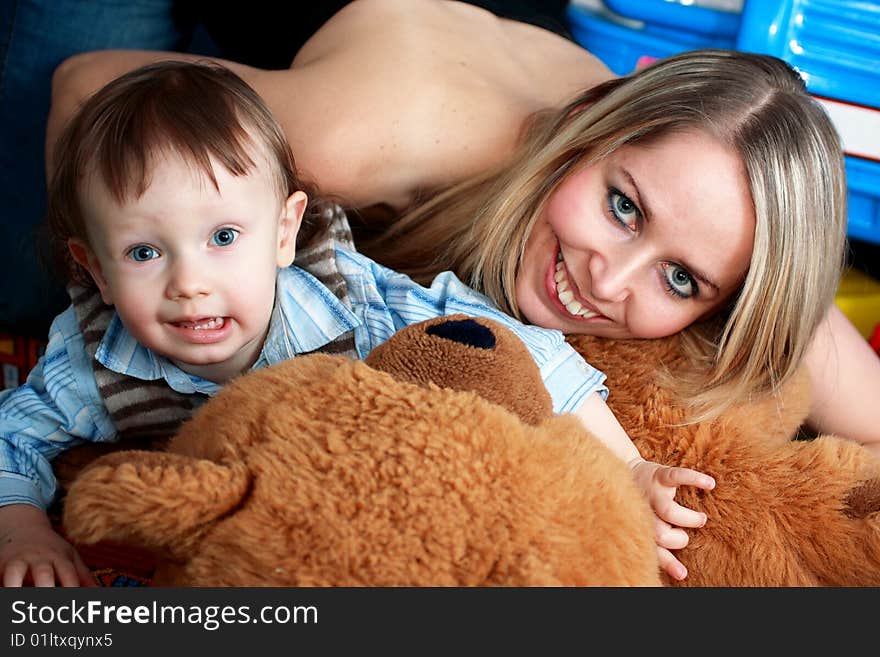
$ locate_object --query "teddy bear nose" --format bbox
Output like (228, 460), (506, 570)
(426, 318), (496, 349)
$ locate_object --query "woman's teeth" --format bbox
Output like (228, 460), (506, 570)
(554, 258), (598, 319)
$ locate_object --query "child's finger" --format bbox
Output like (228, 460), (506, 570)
(55, 558), (83, 588)
(657, 546), (688, 581)
(658, 466), (715, 490)
(654, 516), (689, 550)
(657, 499), (708, 530)
(2, 559), (28, 587)
(31, 561), (58, 587)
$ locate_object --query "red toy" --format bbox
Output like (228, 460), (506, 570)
(0, 333), (46, 390)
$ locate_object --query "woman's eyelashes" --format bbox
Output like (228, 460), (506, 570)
(661, 262), (698, 299)
(606, 187), (641, 231)
(604, 187), (699, 301)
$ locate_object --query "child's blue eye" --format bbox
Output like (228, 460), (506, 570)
(128, 245), (158, 262)
(211, 228), (238, 247)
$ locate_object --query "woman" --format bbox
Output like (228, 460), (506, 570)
(46, 2), (880, 447)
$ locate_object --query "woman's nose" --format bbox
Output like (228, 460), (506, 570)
(588, 250), (639, 304)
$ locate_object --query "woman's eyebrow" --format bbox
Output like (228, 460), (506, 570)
(620, 167), (721, 295)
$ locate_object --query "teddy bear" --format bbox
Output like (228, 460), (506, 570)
(61, 315), (880, 587)
(61, 315), (660, 587)
(569, 333), (880, 586)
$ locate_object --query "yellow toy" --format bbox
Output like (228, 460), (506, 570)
(835, 268), (880, 339)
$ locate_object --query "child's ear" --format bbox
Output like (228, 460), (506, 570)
(68, 239), (113, 305)
(277, 190), (307, 268)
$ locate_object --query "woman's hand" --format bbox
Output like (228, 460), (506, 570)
(628, 458), (715, 581)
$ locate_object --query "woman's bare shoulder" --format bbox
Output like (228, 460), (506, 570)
(293, 0), (608, 97)
(46, 1), (614, 209)
(275, 0), (613, 209)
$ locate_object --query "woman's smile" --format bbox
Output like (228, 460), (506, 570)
(547, 247), (606, 321)
(516, 128), (755, 340)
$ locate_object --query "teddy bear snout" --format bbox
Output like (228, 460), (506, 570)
(425, 318), (496, 350)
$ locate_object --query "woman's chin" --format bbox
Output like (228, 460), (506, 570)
(520, 303), (569, 333)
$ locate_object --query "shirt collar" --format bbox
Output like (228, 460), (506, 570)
(94, 315), (217, 395)
(256, 266), (360, 366)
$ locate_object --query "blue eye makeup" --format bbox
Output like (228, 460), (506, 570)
(211, 228), (238, 247)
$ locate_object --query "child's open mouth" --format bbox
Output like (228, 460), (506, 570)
(168, 316), (232, 344)
(173, 317), (226, 331)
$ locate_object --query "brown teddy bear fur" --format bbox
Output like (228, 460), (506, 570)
(62, 314), (880, 587)
(62, 316), (660, 587)
(570, 333), (880, 586)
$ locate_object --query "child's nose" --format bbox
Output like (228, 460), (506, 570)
(165, 258), (209, 300)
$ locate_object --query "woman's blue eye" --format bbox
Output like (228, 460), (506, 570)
(211, 228), (238, 247)
(128, 245), (158, 262)
(607, 189), (640, 230)
(662, 263), (697, 299)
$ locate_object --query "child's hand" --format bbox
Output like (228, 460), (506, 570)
(628, 458), (715, 581)
(0, 504), (96, 587)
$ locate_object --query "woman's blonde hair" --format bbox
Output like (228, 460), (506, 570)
(46, 59), (334, 287)
(364, 49), (848, 419)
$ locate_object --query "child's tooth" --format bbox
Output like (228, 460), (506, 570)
(556, 261), (564, 271)
(557, 280), (569, 293)
(554, 269), (565, 282)
(192, 317), (221, 330)
(558, 290), (574, 304)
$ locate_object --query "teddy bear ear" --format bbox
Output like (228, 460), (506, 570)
(62, 450), (250, 561)
(844, 477), (880, 519)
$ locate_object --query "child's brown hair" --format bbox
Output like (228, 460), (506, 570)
(46, 59), (329, 286)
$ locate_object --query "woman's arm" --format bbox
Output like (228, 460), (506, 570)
(805, 304), (880, 457)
